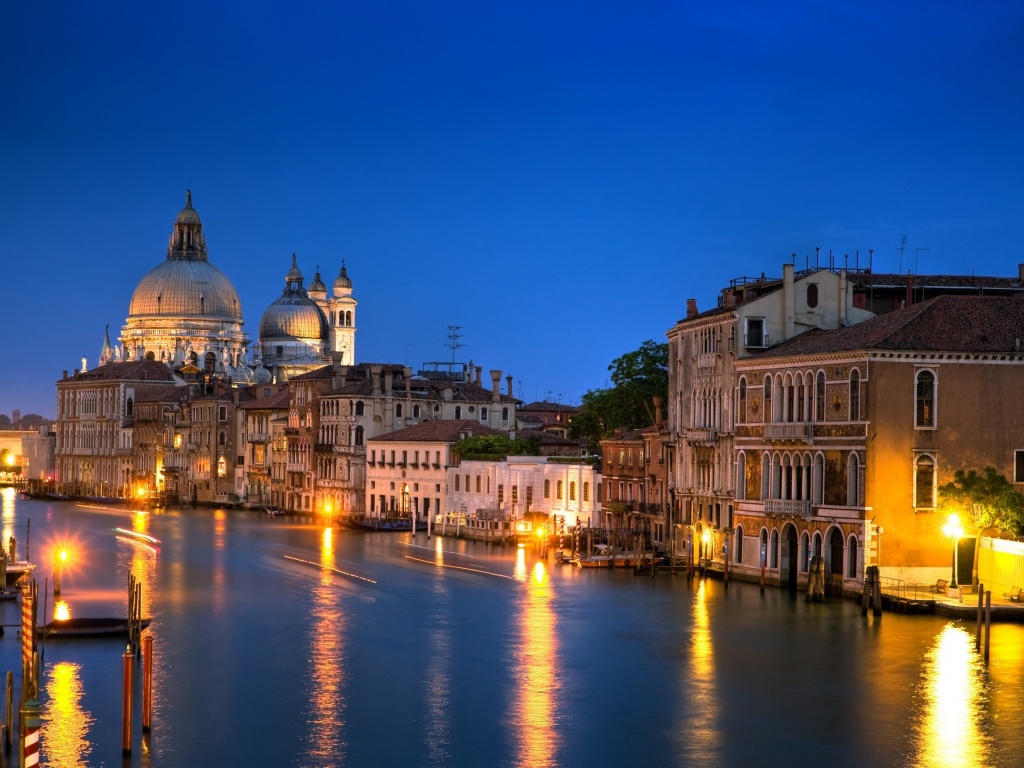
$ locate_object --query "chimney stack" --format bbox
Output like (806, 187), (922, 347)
(490, 370), (502, 402)
(506, 375), (513, 398)
(653, 396), (664, 428)
(686, 298), (698, 318)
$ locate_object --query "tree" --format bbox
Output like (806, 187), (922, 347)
(570, 339), (668, 446)
(938, 467), (1024, 537)
(452, 433), (540, 460)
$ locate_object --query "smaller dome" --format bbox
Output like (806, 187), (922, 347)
(254, 367), (273, 384)
(309, 269), (326, 293)
(286, 253), (303, 283)
(334, 263), (352, 292)
(176, 189), (201, 225)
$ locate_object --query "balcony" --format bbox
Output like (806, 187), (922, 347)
(696, 352), (718, 369)
(763, 422), (812, 443)
(314, 443), (334, 454)
(286, 463), (308, 473)
(764, 498), (811, 517)
(685, 428), (719, 446)
(247, 433), (271, 443)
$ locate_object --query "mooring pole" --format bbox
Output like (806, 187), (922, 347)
(142, 634), (154, 733)
(122, 647), (133, 755)
(976, 583), (984, 652)
(19, 696), (40, 768)
(4, 670), (11, 754)
(984, 591), (992, 664)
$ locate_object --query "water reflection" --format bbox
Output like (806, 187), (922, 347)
(424, 535), (452, 765)
(41, 661), (94, 767)
(511, 552), (561, 768)
(676, 577), (721, 764)
(301, 526), (347, 766)
(914, 623), (992, 768)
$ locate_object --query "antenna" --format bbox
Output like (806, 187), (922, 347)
(445, 325), (464, 364)
(898, 235), (907, 273)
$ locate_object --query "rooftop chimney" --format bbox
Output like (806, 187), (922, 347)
(686, 298), (698, 318)
(506, 375), (513, 398)
(490, 370), (502, 402)
(653, 396), (664, 428)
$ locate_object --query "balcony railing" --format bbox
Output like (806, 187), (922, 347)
(764, 498), (811, 517)
(763, 422), (812, 442)
(685, 428), (719, 444)
(247, 433), (271, 443)
(697, 352), (718, 369)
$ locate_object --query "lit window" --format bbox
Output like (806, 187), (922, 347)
(915, 454), (936, 508)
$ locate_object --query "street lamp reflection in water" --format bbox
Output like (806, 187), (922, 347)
(54, 600), (71, 621)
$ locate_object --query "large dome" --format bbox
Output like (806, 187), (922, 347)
(126, 190), (243, 321)
(129, 259), (243, 320)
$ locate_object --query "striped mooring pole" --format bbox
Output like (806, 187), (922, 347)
(20, 696), (41, 768)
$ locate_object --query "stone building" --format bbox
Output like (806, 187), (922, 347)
(731, 295), (1024, 591)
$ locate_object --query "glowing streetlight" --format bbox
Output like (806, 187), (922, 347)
(942, 513), (963, 589)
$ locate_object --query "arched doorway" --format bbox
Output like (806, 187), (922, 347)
(781, 524), (799, 591)
(828, 528), (844, 577)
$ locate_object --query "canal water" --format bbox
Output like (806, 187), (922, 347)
(1, 488), (1023, 767)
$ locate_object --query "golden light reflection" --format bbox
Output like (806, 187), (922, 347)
(1, 487), (15, 551)
(41, 662), (94, 767)
(54, 600), (71, 621)
(914, 624), (991, 768)
(512, 558), (560, 768)
(303, 520), (347, 763)
(677, 578), (721, 762)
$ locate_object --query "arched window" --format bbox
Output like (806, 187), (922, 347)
(761, 453), (770, 500)
(760, 529), (768, 567)
(735, 525), (744, 564)
(217, 456), (227, 478)
(346, 311), (352, 325)
(813, 532), (822, 559)
(770, 530), (779, 568)
(544, 479), (550, 498)
(218, 431), (226, 446)
(455, 475), (460, 491)
(569, 481), (576, 501)
(464, 474), (469, 491)
(829, 529), (844, 576)
(126, 397), (134, 417)
(204, 351), (216, 373)
(764, 377), (772, 423)
(476, 475), (482, 493)
(354, 426), (364, 446)
(807, 283), (819, 308)
(145, 351), (156, 360)
(847, 453), (861, 506)
(815, 371), (826, 421)
(355, 401), (364, 416)
(915, 454), (935, 508)
(916, 370), (935, 427)
(413, 405), (420, 418)
(583, 482), (590, 502)
(455, 406), (462, 419)
(847, 535), (859, 578)
(557, 481), (564, 500)
(849, 369), (860, 421)
(480, 408), (488, 421)
(800, 532), (810, 572)
(736, 452), (746, 500)
(738, 377), (747, 423)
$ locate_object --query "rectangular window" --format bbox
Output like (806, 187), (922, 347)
(745, 318), (766, 349)
(1016, 450), (1024, 483)
(512, 485), (519, 504)
(498, 484), (504, 505)
(526, 485), (534, 507)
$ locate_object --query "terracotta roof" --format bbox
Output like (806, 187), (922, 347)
(368, 419), (507, 443)
(754, 295), (1024, 358)
(60, 360), (176, 383)
(849, 272), (1023, 291)
(134, 385), (190, 404)
(289, 365), (333, 381)
(519, 401), (579, 414)
(239, 389), (291, 410)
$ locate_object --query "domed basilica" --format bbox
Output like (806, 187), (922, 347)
(110, 191), (356, 384)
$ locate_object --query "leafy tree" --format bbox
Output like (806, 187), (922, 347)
(452, 433), (540, 459)
(0, 415), (10, 429)
(938, 467), (1024, 537)
(570, 340), (668, 445)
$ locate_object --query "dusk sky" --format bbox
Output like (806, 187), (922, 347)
(2, 2), (1022, 419)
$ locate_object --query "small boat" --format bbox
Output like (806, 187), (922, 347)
(264, 506), (285, 516)
(37, 617), (152, 638)
(339, 515), (426, 532)
(113, 528), (161, 547)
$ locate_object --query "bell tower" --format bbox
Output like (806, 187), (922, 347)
(328, 262), (357, 364)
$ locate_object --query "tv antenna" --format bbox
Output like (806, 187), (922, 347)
(445, 325), (465, 364)
(915, 247), (929, 275)
(897, 235), (907, 273)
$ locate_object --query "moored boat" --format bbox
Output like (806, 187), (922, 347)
(339, 515), (426, 532)
(2, 561), (35, 589)
(571, 553), (665, 569)
(37, 616), (152, 638)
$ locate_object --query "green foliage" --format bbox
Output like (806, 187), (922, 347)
(938, 467), (1024, 536)
(452, 433), (540, 459)
(570, 339), (668, 445)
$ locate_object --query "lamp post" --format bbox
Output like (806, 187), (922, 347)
(942, 513), (963, 589)
(55, 547), (68, 596)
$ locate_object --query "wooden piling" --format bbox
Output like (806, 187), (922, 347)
(142, 635), (154, 733)
(4, 670), (11, 753)
(976, 583), (984, 652)
(984, 590), (992, 664)
(19, 696), (40, 768)
(122, 647), (133, 755)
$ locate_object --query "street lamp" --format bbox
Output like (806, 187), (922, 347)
(942, 513), (963, 589)
(55, 547), (68, 596)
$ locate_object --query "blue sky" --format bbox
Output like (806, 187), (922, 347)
(2, 1), (1022, 418)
